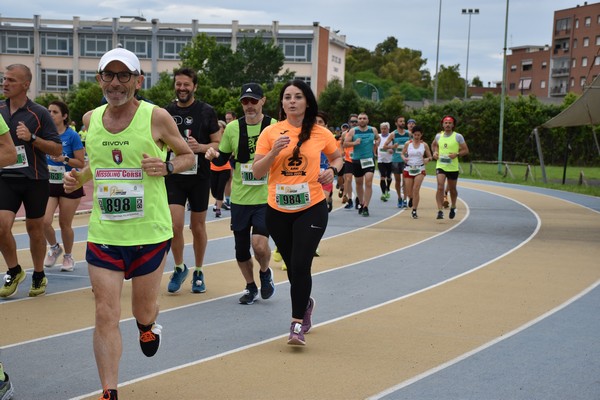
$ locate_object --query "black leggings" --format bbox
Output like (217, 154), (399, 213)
(210, 169), (230, 202)
(266, 200), (328, 319)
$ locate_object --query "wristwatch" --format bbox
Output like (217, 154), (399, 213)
(165, 161), (174, 175)
(328, 166), (338, 176)
(30, 134), (37, 142)
(63, 157), (70, 165)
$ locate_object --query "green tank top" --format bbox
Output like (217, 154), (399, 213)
(436, 132), (460, 172)
(86, 101), (172, 245)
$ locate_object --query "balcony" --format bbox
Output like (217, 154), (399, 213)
(551, 67), (570, 77)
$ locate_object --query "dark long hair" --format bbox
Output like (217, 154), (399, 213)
(278, 79), (318, 160)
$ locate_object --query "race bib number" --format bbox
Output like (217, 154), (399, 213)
(395, 144), (404, 154)
(3, 146), (29, 169)
(97, 183), (144, 220)
(240, 163), (267, 185)
(439, 155), (452, 165)
(360, 157), (375, 168)
(48, 165), (66, 184)
(171, 153), (198, 175)
(407, 165), (424, 176)
(275, 183), (310, 210)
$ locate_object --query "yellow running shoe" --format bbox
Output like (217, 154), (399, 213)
(272, 248), (282, 262)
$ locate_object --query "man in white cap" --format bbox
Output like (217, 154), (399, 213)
(63, 47), (194, 400)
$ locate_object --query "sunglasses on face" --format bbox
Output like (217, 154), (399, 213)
(349, 120), (358, 124)
(241, 98), (259, 105)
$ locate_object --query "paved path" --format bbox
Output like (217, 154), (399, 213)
(1, 178), (599, 399)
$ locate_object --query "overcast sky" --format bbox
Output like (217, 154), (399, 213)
(2, 0), (588, 85)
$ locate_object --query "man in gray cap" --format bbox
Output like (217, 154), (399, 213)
(205, 83), (276, 305)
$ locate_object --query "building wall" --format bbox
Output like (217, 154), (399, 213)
(505, 2), (600, 98)
(0, 15), (348, 99)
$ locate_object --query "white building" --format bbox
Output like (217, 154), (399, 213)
(0, 15), (348, 98)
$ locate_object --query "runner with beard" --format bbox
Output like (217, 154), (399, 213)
(164, 68), (221, 294)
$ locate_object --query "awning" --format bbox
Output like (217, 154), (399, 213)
(541, 74), (600, 128)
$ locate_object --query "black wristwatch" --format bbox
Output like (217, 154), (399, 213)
(165, 161), (174, 175)
(30, 134), (37, 142)
(63, 157), (70, 165)
(328, 166), (338, 176)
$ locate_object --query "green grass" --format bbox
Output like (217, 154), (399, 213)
(425, 162), (600, 197)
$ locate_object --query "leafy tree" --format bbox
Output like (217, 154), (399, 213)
(140, 72), (177, 107)
(63, 81), (103, 128)
(471, 76), (483, 87)
(436, 64), (464, 99)
(234, 36), (285, 88)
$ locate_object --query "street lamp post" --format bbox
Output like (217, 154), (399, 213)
(434, 0), (443, 104)
(461, 8), (479, 100)
(355, 80), (380, 102)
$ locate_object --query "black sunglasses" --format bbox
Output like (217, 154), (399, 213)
(241, 98), (259, 105)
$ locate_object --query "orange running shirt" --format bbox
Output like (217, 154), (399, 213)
(255, 120), (338, 213)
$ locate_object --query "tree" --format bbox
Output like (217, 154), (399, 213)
(62, 81), (103, 129)
(471, 76), (483, 87)
(436, 64), (464, 99)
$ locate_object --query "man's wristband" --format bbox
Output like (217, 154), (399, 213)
(328, 166), (338, 176)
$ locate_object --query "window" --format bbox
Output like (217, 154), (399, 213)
(583, 37), (590, 47)
(0, 31), (33, 54)
(42, 69), (72, 91)
(570, 77), (575, 87)
(585, 17), (591, 27)
(80, 34), (112, 57)
(158, 36), (190, 59)
(278, 38), (312, 62)
(573, 39), (578, 49)
(595, 56), (600, 66)
(518, 79), (532, 90)
(557, 18), (571, 31)
(509, 83), (516, 90)
(572, 58), (577, 68)
(575, 19), (579, 29)
(80, 71), (97, 83)
(542, 61), (547, 69)
(580, 77), (586, 87)
(582, 57), (588, 67)
(596, 36), (600, 46)
(522, 60), (533, 72)
(41, 33), (72, 56)
(510, 65), (517, 71)
(294, 76), (311, 85)
(541, 80), (546, 89)
(119, 36), (151, 59)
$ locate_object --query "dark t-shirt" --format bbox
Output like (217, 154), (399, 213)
(0, 98), (60, 180)
(164, 100), (219, 180)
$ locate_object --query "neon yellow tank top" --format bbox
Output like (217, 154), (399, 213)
(436, 132), (460, 172)
(86, 101), (172, 245)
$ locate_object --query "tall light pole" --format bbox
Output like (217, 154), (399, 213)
(434, 0), (443, 104)
(462, 8), (479, 100)
(355, 80), (380, 102)
(498, 0), (509, 173)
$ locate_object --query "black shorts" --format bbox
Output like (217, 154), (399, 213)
(49, 183), (85, 199)
(377, 162), (392, 179)
(351, 160), (375, 178)
(436, 169), (460, 180)
(0, 176), (49, 219)
(392, 162), (404, 175)
(166, 174), (210, 212)
(86, 240), (171, 280)
(343, 160), (354, 175)
(230, 203), (269, 236)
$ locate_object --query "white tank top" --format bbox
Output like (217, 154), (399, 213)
(405, 141), (425, 166)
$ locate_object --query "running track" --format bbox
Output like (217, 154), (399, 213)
(1, 177), (599, 399)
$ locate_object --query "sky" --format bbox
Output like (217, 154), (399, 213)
(1, 0), (590, 85)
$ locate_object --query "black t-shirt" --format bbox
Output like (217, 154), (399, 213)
(164, 100), (219, 179)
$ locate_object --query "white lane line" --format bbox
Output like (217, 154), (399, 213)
(366, 278), (600, 400)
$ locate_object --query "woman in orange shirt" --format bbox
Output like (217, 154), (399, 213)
(253, 80), (343, 346)
(210, 120), (232, 217)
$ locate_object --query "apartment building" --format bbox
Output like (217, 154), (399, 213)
(0, 15), (348, 98)
(506, 1), (600, 98)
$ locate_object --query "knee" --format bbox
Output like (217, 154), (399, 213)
(132, 301), (158, 325)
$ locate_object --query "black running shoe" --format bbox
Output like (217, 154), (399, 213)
(412, 210), (418, 219)
(139, 323), (162, 357)
(437, 210), (444, 220)
(449, 208), (456, 219)
(408, 198), (413, 208)
(239, 287), (259, 304)
(355, 197), (360, 209)
(259, 268), (275, 300)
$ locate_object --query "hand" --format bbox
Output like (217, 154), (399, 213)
(63, 170), (80, 193)
(271, 135), (290, 156)
(16, 121), (32, 142)
(141, 153), (166, 176)
(205, 147), (219, 160)
(318, 168), (335, 185)
(187, 136), (202, 153)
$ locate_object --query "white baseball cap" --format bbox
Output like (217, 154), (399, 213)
(98, 48), (141, 73)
